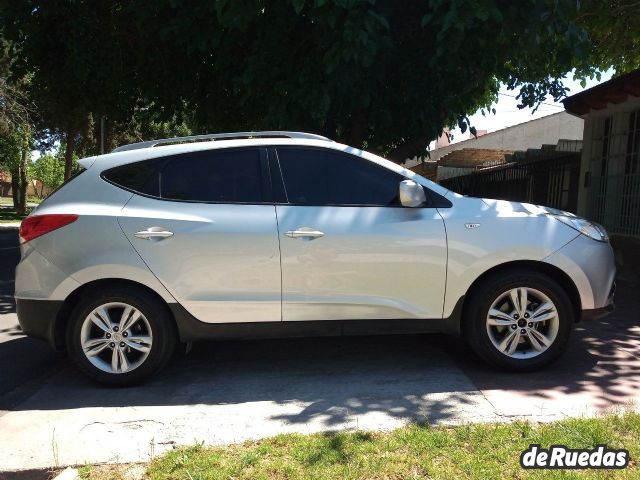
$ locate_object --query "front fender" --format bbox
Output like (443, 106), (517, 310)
(440, 197), (580, 317)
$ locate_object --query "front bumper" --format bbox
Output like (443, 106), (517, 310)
(544, 234), (616, 312)
(581, 303), (615, 322)
(581, 280), (615, 321)
(16, 298), (64, 349)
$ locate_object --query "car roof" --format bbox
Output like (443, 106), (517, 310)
(111, 131), (330, 152)
(79, 138), (450, 197)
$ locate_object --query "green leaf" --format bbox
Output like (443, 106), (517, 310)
(290, 0), (306, 14)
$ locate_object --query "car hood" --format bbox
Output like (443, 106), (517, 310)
(479, 197), (574, 218)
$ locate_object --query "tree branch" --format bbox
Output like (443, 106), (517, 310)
(386, 136), (431, 164)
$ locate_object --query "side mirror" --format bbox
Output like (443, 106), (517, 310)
(399, 180), (426, 207)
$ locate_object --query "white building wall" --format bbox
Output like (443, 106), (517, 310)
(437, 166), (475, 180)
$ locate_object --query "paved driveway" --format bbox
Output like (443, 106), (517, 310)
(0, 230), (60, 410)
(1, 229), (639, 472)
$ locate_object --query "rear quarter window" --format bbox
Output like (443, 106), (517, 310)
(102, 159), (163, 197)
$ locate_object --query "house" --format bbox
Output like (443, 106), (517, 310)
(0, 170), (50, 198)
(438, 141), (582, 212)
(406, 110), (584, 189)
(407, 110), (583, 167)
(408, 161), (437, 181)
(435, 148), (513, 180)
(563, 69), (640, 237)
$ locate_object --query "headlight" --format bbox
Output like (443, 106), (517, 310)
(552, 215), (609, 242)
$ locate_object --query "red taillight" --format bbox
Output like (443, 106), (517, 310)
(19, 214), (79, 244)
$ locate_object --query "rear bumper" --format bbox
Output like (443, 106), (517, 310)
(16, 298), (64, 349)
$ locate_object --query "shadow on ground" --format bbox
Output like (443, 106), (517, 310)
(5, 278), (639, 425)
(10, 333), (488, 426)
(453, 278), (640, 415)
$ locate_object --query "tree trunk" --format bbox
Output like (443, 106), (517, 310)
(18, 149), (27, 213)
(12, 148), (28, 215)
(323, 101), (337, 140)
(64, 129), (76, 181)
(347, 112), (365, 148)
(10, 176), (20, 214)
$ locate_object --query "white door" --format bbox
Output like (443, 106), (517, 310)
(273, 146), (447, 321)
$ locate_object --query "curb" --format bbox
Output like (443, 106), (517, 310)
(53, 467), (80, 480)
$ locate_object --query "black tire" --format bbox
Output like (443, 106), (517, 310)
(66, 285), (177, 386)
(464, 270), (574, 371)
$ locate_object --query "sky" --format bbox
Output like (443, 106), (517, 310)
(441, 69), (615, 147)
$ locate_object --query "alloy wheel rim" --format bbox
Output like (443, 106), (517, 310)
(80, 302), (153, 374)
(486, 287), (559, 359)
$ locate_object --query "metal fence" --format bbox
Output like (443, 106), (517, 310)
(439, 153), (581, 213)
(588, 174), (640, 236)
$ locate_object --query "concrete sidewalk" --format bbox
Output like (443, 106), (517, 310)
(0, 230), (59, 410)
(458, 281), (640, 420)
(0, 335), (499, 470)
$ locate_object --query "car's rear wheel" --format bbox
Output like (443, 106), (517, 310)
(67, 286), (176, 386)
(465, 270), (573, 371)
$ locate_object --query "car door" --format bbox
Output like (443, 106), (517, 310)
(114, 147), (282, 323)
(272, 146), (447, 321)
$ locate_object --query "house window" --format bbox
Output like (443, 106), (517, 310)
(600, 116), (612, 177)
(588, 109), (640, 236)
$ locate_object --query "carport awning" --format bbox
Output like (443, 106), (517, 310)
(563, 69), (640, 117)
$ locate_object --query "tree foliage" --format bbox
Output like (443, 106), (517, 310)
(0, 34), (32, 213)
(29, 153), (66, 197)
(1, 0), (639, 165)
(0, 127), (30, 213)
(577, 0), (640, 76)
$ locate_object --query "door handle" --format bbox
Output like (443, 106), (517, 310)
(285, 228), (325, 240)
(134, 227), (174, 240)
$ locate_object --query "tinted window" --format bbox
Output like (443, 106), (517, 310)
(276, 147), (402, 206)
(102, 159), (162, 196)
(161, 149), (263, 203)
(268, 151), (288, 203)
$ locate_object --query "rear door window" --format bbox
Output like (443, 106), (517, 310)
(160, 148), (263, 203)
(102, 148), (265, 203)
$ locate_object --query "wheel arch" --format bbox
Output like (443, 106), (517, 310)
(458, 260), (581, 337)
(53, 278), (178, 350)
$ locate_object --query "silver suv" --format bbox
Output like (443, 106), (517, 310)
(16, 131), (616, 385)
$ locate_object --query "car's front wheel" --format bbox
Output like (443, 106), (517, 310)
(67, 286), (176, 386)
(465, 271), (574, 371)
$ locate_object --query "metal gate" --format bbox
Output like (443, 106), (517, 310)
(588, 174), (640, 236)
(439, 153), (581, 213)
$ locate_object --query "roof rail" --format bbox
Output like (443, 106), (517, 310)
(112, 131), (331, 153)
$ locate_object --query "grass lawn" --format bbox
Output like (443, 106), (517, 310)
(0, 206), (30, 222)
(80, 412), (640, 479)
(0, 196), (41, 223)
(0, 195), (42, 206)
